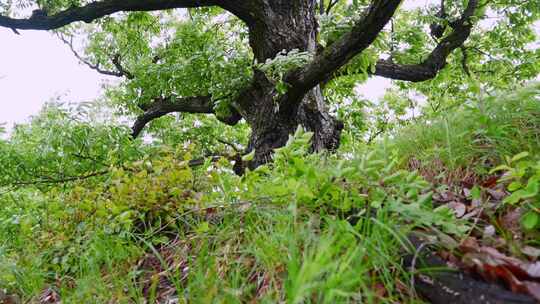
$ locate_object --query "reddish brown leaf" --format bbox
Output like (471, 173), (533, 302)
(460, 237), (479, 251)
(482, 176), (500, 188)
(372, 282), (388, 298)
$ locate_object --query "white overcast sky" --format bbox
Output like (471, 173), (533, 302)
(0, 1), (440, 132)
(0, 28), (115, 131)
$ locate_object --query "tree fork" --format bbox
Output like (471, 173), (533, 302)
(0, 0), (479, 169)
(238, 0), (344, 167)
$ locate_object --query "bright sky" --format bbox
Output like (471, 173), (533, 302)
(0, 28), (116, 131)
(0, 0), (436, 132)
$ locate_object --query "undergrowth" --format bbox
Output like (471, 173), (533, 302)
(387, 82), (540, 174)
(0, 128), (462, 303)
(0, 83), (538, 303)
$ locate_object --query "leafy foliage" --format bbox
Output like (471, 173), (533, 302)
(0, 116), (468, 302)
(0, 102), (141, 189)
(493, 153), (540, 230)
(0, 0), (539, 302)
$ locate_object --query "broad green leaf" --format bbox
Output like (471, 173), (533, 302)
(522, 211), (539, 230)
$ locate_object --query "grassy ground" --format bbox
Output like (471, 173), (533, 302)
(0, 83), (538, 303)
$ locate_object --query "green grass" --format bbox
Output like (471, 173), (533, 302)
(385, 82), (540, 173)
(0, 132), (445, 303)
(0, 83), (538, 303)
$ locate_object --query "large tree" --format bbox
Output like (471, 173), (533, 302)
(0, 0), (538, 167)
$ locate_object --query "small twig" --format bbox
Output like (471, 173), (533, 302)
(11, 170), (110, 187)
(326, 0), (340, 14)
(57, 33), (126, 77)
(111, 53), (134, 79)
(216, 138), (242, 153)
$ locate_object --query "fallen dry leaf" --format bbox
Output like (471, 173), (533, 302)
(526, 262), (540, 278)
(500, 208), (523, 239)
(486, 188), (507, 201)
(447, 201), (467, 218)
(522, 246), (540, 259)
(38, 288), (60, 304)
(483, 225), (496, 238)
(460, 244), (540, 300)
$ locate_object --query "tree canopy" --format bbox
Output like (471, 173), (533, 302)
(1, 0), (537, 167)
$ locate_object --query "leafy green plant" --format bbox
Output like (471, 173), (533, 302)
(492, 152), (540, 230)
(258, 49), (314, 97)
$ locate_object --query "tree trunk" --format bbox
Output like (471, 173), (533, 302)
(242, 0), (343, 168)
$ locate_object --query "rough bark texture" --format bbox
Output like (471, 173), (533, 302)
(241, 0), (343, 167)
(0, 0), (475, 169)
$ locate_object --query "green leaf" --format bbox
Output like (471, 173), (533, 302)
(470, 186), (482, 200)
(242, 150), (255, 162)
(504, 191), (525, 204)
(522, 211), (539, 230)
(522, 177), (539, 199)
(508, 181), (523, 192)
(511, 152), (529, 163)
(196, 221), (210, 234)
(489, 165), (512, 174)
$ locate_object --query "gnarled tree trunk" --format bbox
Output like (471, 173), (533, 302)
(0, 0), (478, 169)
(240, 0), (343, 167)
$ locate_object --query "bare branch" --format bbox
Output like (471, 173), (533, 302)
(216, 138), (243, 153)
(460, 46), (471, 77)
(131, 95), (241, 138)
(0, 0), (223, 31)
(58, 34), (130, 78)
(11, 170), (109, 187)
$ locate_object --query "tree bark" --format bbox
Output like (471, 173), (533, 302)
(241, 0), (343, 167)
(0, 0), (477, 169)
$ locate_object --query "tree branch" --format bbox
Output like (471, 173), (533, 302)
(460, 46), (472, 77)
(0, 0), (224, 31)
(326, 0), (340, 14)
(11, 170), (110, 187)
(111, 54), (134, 79)
(284, 0), (402, 103)
(58, 33), (133, 78)
(131, 95), (241, 138)
(372, 0), (479, 82)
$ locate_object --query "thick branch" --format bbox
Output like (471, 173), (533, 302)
(285, 0), (402, 98)
(131, 95), (241, 138)
(326, 0), (340, 14)
(0, 0), (222, 31)
(372, 0), (478, 82)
